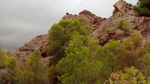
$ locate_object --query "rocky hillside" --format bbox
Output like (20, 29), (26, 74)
(9, 34), (51, 66)
(63, 0), (150, 45)
(10, 0), (150, 65)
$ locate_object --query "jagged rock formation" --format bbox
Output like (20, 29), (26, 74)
(10, 0), (150, 65)
(63, 10), (107, 31)
(63, 0), (150, 45)
(10, 34), (51, 66)
(93, 0), (150, 45)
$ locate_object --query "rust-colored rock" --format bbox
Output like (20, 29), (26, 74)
(62, 10), (107, 31)
(10, 34), (49, 66)
(93, 0), (150, 45)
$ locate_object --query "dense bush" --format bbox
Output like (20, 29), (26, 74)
(134, 0), (150, 17)
(116, 19), (132, 32)
(104, 28), (114, 33)
(105, 67), (149, 84)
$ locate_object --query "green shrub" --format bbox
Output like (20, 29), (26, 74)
(104, 28), (113, 33)
(105, 67), (148, 84)
(147, 18), (150, 20)
(0, 48), (9, 68)
(134, 0), (150, 17)
(116, 20), (132, 32)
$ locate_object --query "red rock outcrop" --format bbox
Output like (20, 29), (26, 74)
(10, 34), (50, 66)
(62, 0), (150, 45)
(93, 0), (150, 45)
(62, 10), (107, 31)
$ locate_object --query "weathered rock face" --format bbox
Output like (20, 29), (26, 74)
(62, 10), (107, 31)
(62, 0), (150, 45)
(93, 0), (150, 45)
(113, 0), (133, 14)
(10, 34), (50, 66)
(11, 0), (150, 66)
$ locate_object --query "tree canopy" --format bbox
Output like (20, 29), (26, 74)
(134, 0), (150, 17)
(56, 33), (101, 84)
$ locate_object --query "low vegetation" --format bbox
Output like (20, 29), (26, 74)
(104, 28), (114, 33)
(105, 67), (150, 84)
(116, 19), (132, 32)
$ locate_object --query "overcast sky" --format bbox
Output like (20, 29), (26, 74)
(0, 0), (138, 52)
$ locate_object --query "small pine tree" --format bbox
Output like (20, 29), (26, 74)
(6, 50), (12, 55)
(98, 40), (122, 82)
(121, 31), (143, 68)
(25, 49), (48, 84)
(0, 47), (9, 69)
(8, 57), (17, 70)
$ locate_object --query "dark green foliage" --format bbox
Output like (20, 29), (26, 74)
(45, 40), (62, 56)
(6, 50), (12, 54)
(134, 0), (150, 17)
(142, 54), (150, 66)
(56, 33), (101, 84)
(116, 19), (132, 32)
(47, 66), (60, 84)
(122, 31), (143, 50)
(121, 31), (143, 68)
(7, 57), (19, 84)
(0, 48), (9, 69)
(45, 18), (92, 65)
(102, 40), (122, 72)
(25, 49), (48, 84)
(98, 40), (122, 82)
(104, 28), (114, 33)
(8, 57), (17, 70)
(48, 24), (65, 41)
(0, 47), (23, 84)
(139, 38), (150, 78)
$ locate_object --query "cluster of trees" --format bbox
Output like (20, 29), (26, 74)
(44, 18), (91, 65)
(0, 48), (48, 84)
(46, 18), (150, 84)
(134, 0), (150, 17)
(1, 18), (150, 84)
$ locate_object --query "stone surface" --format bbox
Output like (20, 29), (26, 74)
(93, 0), (149, 45)
(62, 10), (107, 31)
(10, 34), (49, 66)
